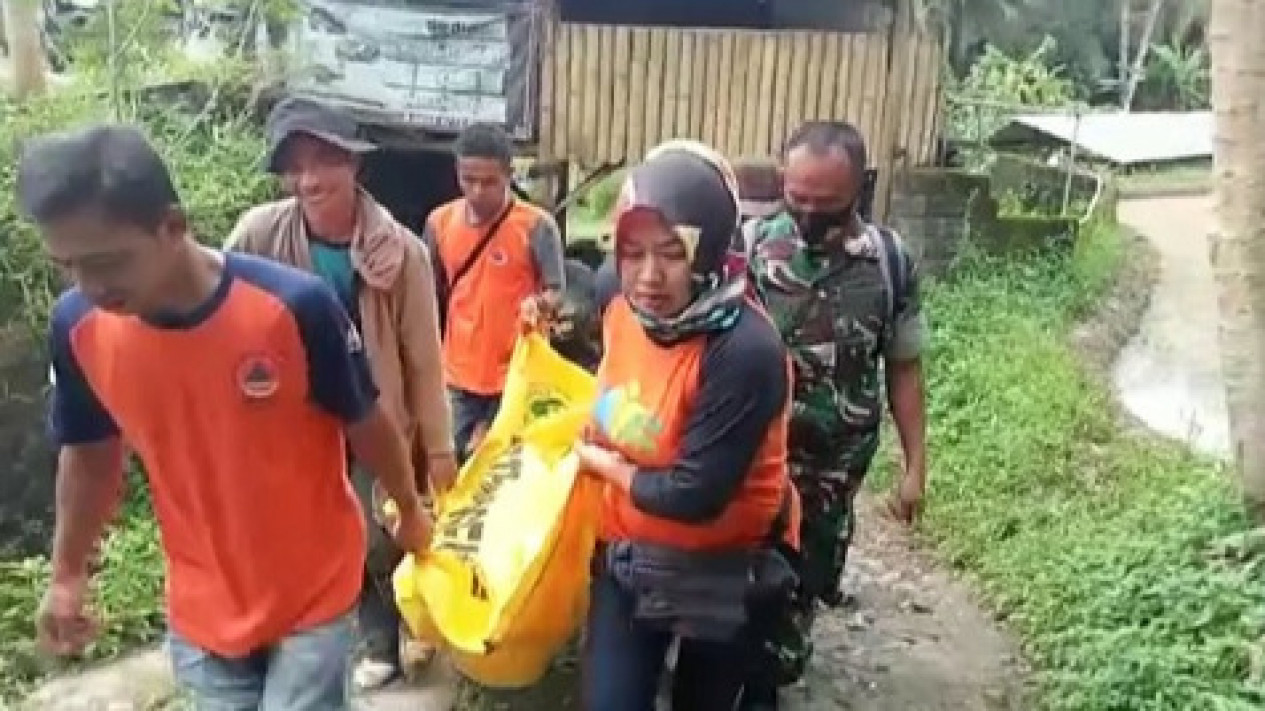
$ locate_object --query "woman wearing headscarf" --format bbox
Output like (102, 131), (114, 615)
(573, 141), (799, 710)
(592, 149), (764, 320)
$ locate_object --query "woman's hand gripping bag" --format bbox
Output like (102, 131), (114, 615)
(394, 333), (601, 688)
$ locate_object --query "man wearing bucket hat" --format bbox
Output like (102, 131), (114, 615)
(226, 97), (456, 690)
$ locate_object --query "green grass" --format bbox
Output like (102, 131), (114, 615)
(889, 227), (1265, 710)
(0, 474), (164, 701)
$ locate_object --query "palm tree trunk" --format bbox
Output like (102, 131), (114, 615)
(0, 1), (8, 57)
(3, 0), (46, 100)
(1209, 0), (1265, 520)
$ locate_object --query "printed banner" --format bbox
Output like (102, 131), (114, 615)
(287, 0), (540, 140)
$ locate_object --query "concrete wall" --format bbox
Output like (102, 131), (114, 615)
(989, 154), (1100, 214)
(888, 170), (991, 273)
(888, 155), (1105, 274)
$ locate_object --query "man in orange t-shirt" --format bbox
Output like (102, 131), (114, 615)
(423, 123), (565, 459)
(25, 124), (430, 709)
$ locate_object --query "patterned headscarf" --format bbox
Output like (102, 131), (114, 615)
(613, 140), (747, 345)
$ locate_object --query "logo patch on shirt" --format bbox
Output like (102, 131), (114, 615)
(489, 248), (508, 266)
(592, 381), (663, 454)
(235, 354), (281, 400)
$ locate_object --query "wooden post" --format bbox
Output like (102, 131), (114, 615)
(1121, 0), (1165, 110)
(1119, 0), (1131, 92)
(875, 0), (915, 222)
(4, 0), (47, 101)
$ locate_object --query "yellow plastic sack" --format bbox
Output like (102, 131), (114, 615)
(394, 333), (601, 688)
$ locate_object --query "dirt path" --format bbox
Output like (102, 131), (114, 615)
(1112, 195), (1230, 457)
(784, 495), (1026, 711)
(24, 492), (1026, 710)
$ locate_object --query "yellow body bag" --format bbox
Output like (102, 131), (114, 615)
(393, 333), (600, 688)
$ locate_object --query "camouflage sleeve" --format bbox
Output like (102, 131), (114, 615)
(741, 219), (770, 307)
(885, 241), (926, 362)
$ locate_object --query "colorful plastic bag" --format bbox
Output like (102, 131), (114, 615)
(393, 333), (601, 688)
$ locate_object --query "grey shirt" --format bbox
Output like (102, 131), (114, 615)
(527, 214), (566, 292)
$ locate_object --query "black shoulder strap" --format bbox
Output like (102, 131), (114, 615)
(448, 200), (515, 294)
(873, 225), (909, 327)
(765, 482), (793, 545)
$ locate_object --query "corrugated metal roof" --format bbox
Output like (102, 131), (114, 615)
(989, 111), (1212, 166)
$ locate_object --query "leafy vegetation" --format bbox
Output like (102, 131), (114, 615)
(1134, 42), (1211, 111)
(943, 38), (1078, 169)
(873, 227), (1265, 709)
(948, 37), (1078, 141)
(0, 473), (164, 700)
(932, 0), (1209, 110)
(939, 1), (1211, 171)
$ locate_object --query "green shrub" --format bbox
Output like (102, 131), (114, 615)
(0, 82), (275, 336)
(886, 228), (1265, 709)
(0, 472), (163, 700)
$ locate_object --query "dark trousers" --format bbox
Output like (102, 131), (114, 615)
(740, 467), (867, 709)
(449, 387), (502, 462)
(350, 464), (402, 663)
(583, 569), (747, 711)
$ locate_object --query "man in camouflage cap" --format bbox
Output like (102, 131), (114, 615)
(741, 121), (928, 710)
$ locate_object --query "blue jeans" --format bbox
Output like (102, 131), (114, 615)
(168, 611), (354, 710)
(583, 569), (747, 711)
(449, 387), (501, 462)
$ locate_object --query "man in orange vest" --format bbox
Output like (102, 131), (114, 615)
(423, 123), (565, 459)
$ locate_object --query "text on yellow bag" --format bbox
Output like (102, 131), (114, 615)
(393, 333), (600, 688)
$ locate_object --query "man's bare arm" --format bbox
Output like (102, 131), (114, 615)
(289, 280), (431, 550)
(886, 358), (926, 476)
(50, 439), (125, 585)
(345, 405), (427, 523)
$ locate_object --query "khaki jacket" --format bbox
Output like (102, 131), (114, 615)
(225, 192), (454, 469)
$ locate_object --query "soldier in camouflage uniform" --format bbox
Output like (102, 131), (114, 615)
(740, 121), (928, 710)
